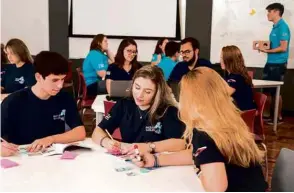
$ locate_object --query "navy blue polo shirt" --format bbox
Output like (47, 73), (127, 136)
(98, 98), (185, 143)
(1, 87), (83, 145)
(225, 73), (256, 111)
(169, 58), (212, 82)
(1, 63), (36, 93)
(105, 63), (142, 81)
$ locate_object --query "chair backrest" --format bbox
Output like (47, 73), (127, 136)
(253, 92), (267, 137)
(247, 70), (254, 79)
(65, 60), (73, 82)
(103, 100), (122, 140)
(271, 148), (294, 192)
(76, 67), (87, 101)
(241, 109), (257, 133)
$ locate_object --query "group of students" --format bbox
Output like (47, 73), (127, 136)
(4, 4), (293, 191)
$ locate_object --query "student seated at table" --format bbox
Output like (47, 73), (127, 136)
(157, 41), (180, 81)
(1, 39), (35, 100)
(151, 38), (169, 66)
(105, 38), (142, 94)
(92, 65), (185, 153)
(1, 51), (86, 157)
(169, 37), (212, 82)
(132, 67), (267, 192)
(83, 34), (115, 96)
(221, 45), (256, 111)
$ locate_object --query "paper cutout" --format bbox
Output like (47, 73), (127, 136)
(60, 151), (78, 160)
(249, 8), (256, 16)
(1, 159), (19, 169)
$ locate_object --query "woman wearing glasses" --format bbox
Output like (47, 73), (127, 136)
(105, 38), (142, 94)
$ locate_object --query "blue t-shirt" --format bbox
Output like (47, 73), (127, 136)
(157, 57), (177, 81)
(225, 73), (256, 111)
(151, 53), (165, 62)
(169, 58), (212, 82)
(105, 63), (142, 81)
(267, 18), (291, 64)
(82, 50), (109, 86)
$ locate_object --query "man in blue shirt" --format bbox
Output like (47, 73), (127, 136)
(259, 3), (291, 122)
(157, 41), (180, 81)
(169, 37), (212, 82)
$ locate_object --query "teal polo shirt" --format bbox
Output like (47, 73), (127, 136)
(151, 53), (165, 62)
(157, 57), (177, 81)
(82, 50), (109, 86)
(267, 18), (291, 64)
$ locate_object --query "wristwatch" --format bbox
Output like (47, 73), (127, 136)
(148, 142), (156, 153)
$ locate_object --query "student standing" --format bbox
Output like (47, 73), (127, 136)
(1, 51), (86, 156)
(92, 65), (185, 154)
(221, 45), (256, 111)
(83, 34), (115, 96)
(132, 67), (267, 192)
(151, 38), (169, 66)
(1, 39), (35, 99)
(157, 41), (180, 81)
(258, 3), (291, 123)
(105, 38), (142, 93)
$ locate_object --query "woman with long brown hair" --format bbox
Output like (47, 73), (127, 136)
(1, 39), (35, 99)
(221, 45), (256, 111)
(92, 65), (185, 154)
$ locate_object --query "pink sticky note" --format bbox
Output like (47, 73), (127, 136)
(1, 159), (19, 169)
(60, 151), (78, 160)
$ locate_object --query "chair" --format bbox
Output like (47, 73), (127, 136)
(271, 148), (294, 191)
(63, 60), (75, 97)
(247, 70), (254, 79)
(241, 109), (257, 133)
(76, 67), (95, 119)
(104, 100), (122, 141)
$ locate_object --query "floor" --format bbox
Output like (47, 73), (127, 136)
(83, 110), (294, 189)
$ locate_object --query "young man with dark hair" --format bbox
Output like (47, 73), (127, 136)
(258, 3), (291, 123)
(157, 41), (180, 80)
(169, 37), (212, 82)
(1, 51), (86, 157)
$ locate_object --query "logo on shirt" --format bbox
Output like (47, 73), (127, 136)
(145, 122), (162, 134)
(53, 109), (66, 121)
(105, 114), (111, 120)
(227, 79), (236, 83)
(98, 63), (105, 68)
(106, 71), (111, 75)
(15, 76), (25, 84)
(282, 32), (288, 37)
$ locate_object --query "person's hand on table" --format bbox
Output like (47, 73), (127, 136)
(131, 152), (155, 168)
(121, 143), (150, 156)
(27, 136), (54, 152)
(1, 142), (18, 157)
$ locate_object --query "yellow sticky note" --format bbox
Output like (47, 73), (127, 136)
(250, 9), (256, 16)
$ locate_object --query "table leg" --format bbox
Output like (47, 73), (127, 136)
(273, 86), (280, 134)
(96, 112), (104, 126)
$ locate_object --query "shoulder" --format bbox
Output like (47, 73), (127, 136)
(174, 61), (186, 69)
(226, 73), (243, 82)
(89, 50), (105, 57)
(107, 63), (119, 70)
(198, 58), (212, 67)
(24, 63), (35, 70)
(2, 88), (30, 106)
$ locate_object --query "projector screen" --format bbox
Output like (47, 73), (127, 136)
(71, 0), (179, 38)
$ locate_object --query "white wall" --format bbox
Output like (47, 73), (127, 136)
(69, 0), (186, 62)
(1, 0), (49, 55)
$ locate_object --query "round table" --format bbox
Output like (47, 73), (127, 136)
(0, 139), (204, 191)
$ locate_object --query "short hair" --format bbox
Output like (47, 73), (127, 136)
(34, 51), (68, 79)
(266, 3), (284, 16)
(181, 37), (200, 51)
(165, 41), (180, 57)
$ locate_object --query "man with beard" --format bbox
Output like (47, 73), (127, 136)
(168, 37), (212, 82)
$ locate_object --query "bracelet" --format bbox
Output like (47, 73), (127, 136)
(153, 154), (160, 168)
(100, 136), (108, 147)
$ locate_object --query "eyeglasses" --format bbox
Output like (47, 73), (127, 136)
(125, 49), (137, 55)
(180, 50), (193, 55)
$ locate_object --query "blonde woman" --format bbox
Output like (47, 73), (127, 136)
(92, 65), (185, 154)
(132, 67), (267, 191)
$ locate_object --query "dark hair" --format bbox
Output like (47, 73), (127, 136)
(5, 38), (33, 64)
(165, 41), (180, 57)
(154, 38), (168, 55)
(266, 3), (284, 16)
(34, 51), (68, 79)
(1, 43), (8, 64)
(181, 37), (200, 51)
(90, 34), (106, 51)
(115, 38), (140, 70)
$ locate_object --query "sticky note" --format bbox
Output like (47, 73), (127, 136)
(60, 151), (78, 160)
(1, 159), (19, 169)
(250, 8), (256, 16)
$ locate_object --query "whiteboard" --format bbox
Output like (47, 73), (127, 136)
(1, 0), (49, 55)
(72, 0), (178, 38)
(210, 0), (294, 68)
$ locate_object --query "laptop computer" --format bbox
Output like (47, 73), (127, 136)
(109, 80), (132, 97)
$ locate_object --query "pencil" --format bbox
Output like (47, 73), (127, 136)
(0, 137), (8, 143)
(105, 129), (114, 141)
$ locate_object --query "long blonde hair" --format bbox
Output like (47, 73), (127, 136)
(180, 67), (263, 167)
(131, 65), (176, 125)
